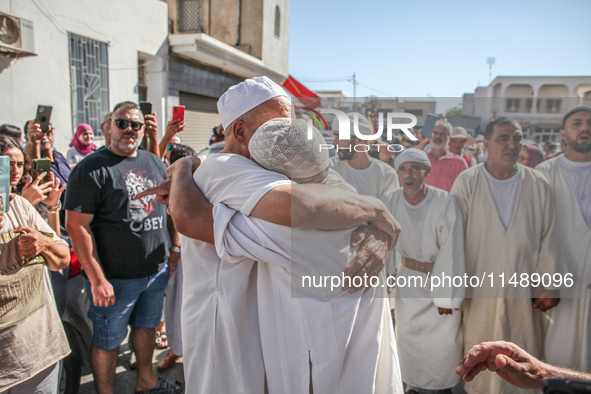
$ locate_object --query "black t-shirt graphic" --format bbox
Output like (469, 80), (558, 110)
(65, 149), (170, 279)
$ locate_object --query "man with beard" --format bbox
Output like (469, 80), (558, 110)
(450, 117), (564, 394)
(329, 112), (399, 198)
(380, 148), (466, 393)
(425, 120), (468, 192)
(536, 107), (591, 371)
(65, 101), (180, 394)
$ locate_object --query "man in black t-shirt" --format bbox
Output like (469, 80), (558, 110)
(65, 101), (180, 394)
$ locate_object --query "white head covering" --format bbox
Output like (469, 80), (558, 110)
(394, 148), (431, 171)
(331, 112), (374, 137)
(249, 118), (329, 179)
(217, 76), (289, 129)
(450, 126), (468, 139)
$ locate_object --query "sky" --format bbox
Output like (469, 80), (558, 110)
(287, 0), (591, 113)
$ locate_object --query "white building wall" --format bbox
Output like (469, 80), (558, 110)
(261, 0), (290, 79)
(0, 0), (168, 152)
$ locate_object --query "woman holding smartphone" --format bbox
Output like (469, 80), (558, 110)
(1, 136), (65, 235)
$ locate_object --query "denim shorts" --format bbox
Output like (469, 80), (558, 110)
(84, 264), (169, 351)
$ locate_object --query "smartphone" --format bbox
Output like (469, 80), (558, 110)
(32, 158), (51, 185)
(139, 101), (153, 117)
(421, 113), (439, 139)
(0, 156), (9, 212)
(542, 378), (591, 393)
(35, 105), (53, 133)
(173, 105), (185, 131)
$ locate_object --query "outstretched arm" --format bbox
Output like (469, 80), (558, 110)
(456, 341), (591, 390)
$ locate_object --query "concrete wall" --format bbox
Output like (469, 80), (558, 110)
(261, 0), (289, 77)
(0, 0), (168, 152)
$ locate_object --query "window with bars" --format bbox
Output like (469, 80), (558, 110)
(178, 0), (203, 33)
(69, 33), (109, 137)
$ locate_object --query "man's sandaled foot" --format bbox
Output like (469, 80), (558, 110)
(157, 352), (182, 372)
(135, 377), (182, 394)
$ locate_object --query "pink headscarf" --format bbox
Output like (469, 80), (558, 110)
(525, 144), (545, 168)
(70, 123), (96, 155)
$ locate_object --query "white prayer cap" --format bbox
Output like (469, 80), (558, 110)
(450, 126), (468, 139)
(249, 118), (329, 179)
(394, 148), (431, 171)
(331, 112), (374, 137)
(217, 76), (289, 130)
(475, 135), (484, 142)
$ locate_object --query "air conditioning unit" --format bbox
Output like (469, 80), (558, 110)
(0, 12), (35, 56)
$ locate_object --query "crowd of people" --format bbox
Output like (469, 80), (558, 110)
(0, 75), (589, 394)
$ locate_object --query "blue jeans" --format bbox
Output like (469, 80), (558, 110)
(84, 265), (169, 350)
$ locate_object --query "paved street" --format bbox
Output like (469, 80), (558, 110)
(78, 334), (185, 393)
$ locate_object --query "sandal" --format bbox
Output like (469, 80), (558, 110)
(155, 330), (168, 349)
(157, 352), (181, 372)
(135, 377), (182, 394)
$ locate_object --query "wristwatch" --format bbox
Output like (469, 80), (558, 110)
(170, 246), (181, 255)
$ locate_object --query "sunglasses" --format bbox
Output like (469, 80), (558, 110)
(167, 143), (179, 151)
(114, 119), (144, 131)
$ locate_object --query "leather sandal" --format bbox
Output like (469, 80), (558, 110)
(157, 352), (181, 372)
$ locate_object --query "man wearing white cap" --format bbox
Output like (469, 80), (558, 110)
(536, 106), (591, 371)
(330, 112), (399, 198)
(138, 77), (399, 393)
(209, 118), (403, 394)
(449, 126), (476, 167)
(380, 148), (465, 394)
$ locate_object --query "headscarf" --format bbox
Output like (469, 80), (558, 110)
(524, 144), (545, 168)
(70, 123), (95, 155)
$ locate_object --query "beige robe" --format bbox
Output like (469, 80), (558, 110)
(450, 163), (563, 394)
(537, 158), (591, 370)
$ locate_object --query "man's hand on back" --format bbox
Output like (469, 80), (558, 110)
(167, 156), (202, 179)
(343, 225), (390, 293)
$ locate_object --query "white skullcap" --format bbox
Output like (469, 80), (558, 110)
(475, 134), (484, 142)
(331, 112), (374, 137)
(450, 126), (468, 139)
(217, 76), (289, 130)
(249, 118), (329, 179)
(394, 148), (431, 171)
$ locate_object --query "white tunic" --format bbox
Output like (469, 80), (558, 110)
(181, 153), (291, 394)
(537, 157), (591, 370)
(380, 186), (465, 390)
(211, 184), (403, 394)
(329, 156), (399, 198)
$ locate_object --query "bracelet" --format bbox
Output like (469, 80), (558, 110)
(170, 246), (181, 255)
(46, 201), (62, 212)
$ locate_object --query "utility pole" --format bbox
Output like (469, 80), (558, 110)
(487, 57), (496, 83)
(348, 72), (358, 111)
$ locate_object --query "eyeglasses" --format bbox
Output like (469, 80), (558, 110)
(114, 119), (144, 131)
(167, 143), (179, 151)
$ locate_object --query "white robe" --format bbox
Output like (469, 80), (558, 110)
(536, 158), (591, 370)
(330, 157), (400, 308)
(181, 153), (291, 394)
(329, 156), (399, 198)
(211, 181), (403, 394)
(450, 163), (564, 394)
(380, 186), (465, 390)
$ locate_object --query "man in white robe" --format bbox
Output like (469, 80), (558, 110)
(450, 117), (564, 394)
(329, 112), (399, 197)
(136, 77), (400, 393)
(536, 107), (591, 371)
(379, 148), (465, 393)
(210, 118), (403, 394)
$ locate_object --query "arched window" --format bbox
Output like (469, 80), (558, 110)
(274, 5), (280, 38)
